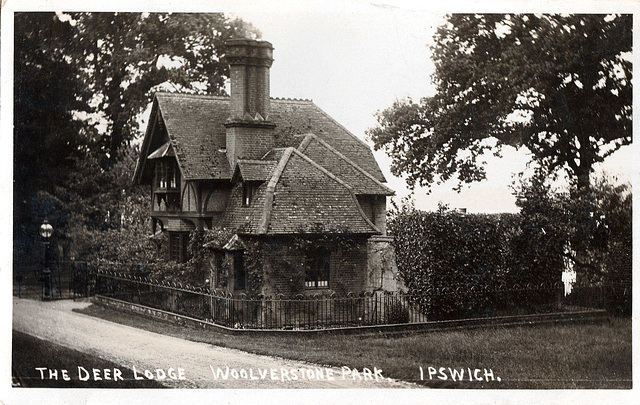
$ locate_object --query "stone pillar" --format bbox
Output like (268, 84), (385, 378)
(365, 235), (404, 292)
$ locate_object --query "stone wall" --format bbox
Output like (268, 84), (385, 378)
(364, 235), (404, 292)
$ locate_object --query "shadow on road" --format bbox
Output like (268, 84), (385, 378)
(12, 330), (166, 388)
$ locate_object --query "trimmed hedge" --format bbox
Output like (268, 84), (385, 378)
(388, 206), (565, 319)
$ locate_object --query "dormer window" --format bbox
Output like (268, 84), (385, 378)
(153, 158), (180, 212)
(242, 182), (255, 207)
(155, 159), (179, 190)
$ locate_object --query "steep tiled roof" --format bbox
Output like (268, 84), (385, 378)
(135, 93), (386, 183)
(155, 93), (231, 181)
(233, 160), (277, 182)
(269, 98), (386, 183)
(219, 148), (380, 235)
(297, 134), (394, 196)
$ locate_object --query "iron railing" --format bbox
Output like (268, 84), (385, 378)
(94, 270), (610, 330)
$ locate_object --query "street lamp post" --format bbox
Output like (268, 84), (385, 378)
(39, 219), (54, 299)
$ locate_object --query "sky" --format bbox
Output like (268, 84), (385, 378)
(227, 5), (634, 213)
(4, 1), (634, 214)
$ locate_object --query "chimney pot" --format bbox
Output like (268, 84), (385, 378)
(226, 39), (274, 121)
(225, 39), (276, 168)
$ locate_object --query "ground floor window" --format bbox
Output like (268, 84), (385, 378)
(305, 249), (330, 289)
(232, 251), (246, 290)
(169, 232), (189, 263)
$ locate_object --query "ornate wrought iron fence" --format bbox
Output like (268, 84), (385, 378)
(95, 270), (608, 330)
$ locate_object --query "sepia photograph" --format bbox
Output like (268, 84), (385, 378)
(2, 1), (636, 404)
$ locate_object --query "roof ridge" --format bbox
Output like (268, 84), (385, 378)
(155, 92), (229, 100)
(292, 148), (353, 191)
(237, 159), (278, 164)
(296, 133), (315, 153)
(257, 147), (295, 234)
(307, 102), (373, 150)
(271, 96), (313, 103)
(154, 92), (315, 103)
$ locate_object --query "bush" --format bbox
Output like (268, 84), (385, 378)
(388, 202), (565, 319)
(389, 172), (632, 319)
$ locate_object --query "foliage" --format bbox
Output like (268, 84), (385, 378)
(182, 228), (235, 287)
(388, 203), (531, 318)
(509, 173), (574, 285)
(13, 13), (91, 258)
(368, 14), (632, 191)
(388, 171), (632, 318)
(389, 203), (520, 287)
(14, 12), (258, 272)
(61, 144), (171, 280)
(69, 12), (259, 162)
(598, 180), (632, 316)
(514, 171), (632, 315)
(384, 298), (410, 324)
(14, 13), (90, 192)
(514, 171), (632, 283)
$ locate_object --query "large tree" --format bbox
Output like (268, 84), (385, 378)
(14, 13), (91, 254)
(368, 14), (632, 192)
(14, 13), (89, 200)
(14, 12), (259, 263)
(70, 12), (259, 163)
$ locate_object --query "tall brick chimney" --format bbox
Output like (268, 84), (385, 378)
(225, 39), (276, 168)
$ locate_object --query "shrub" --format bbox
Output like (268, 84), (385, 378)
(388, 202), (563, 319)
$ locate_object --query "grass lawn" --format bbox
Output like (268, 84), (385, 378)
(76, 305), (631, 389)
(12, 330), (166, 388)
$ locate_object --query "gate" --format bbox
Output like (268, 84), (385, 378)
(69, 261), (94, 298)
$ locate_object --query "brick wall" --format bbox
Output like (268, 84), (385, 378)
(229, 64), (247, 119)
(258, 236), (369, 296)
(166, 218), (196, 232)
(203, 183), (232, 213)
(227, 39), (273, 120)
(229, 62), (269, 120)
(225, 125), (275, 168)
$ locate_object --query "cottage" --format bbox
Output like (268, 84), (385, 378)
(133, 39), (400, 297)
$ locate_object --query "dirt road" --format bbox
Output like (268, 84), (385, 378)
(12, 298), (415, 389)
